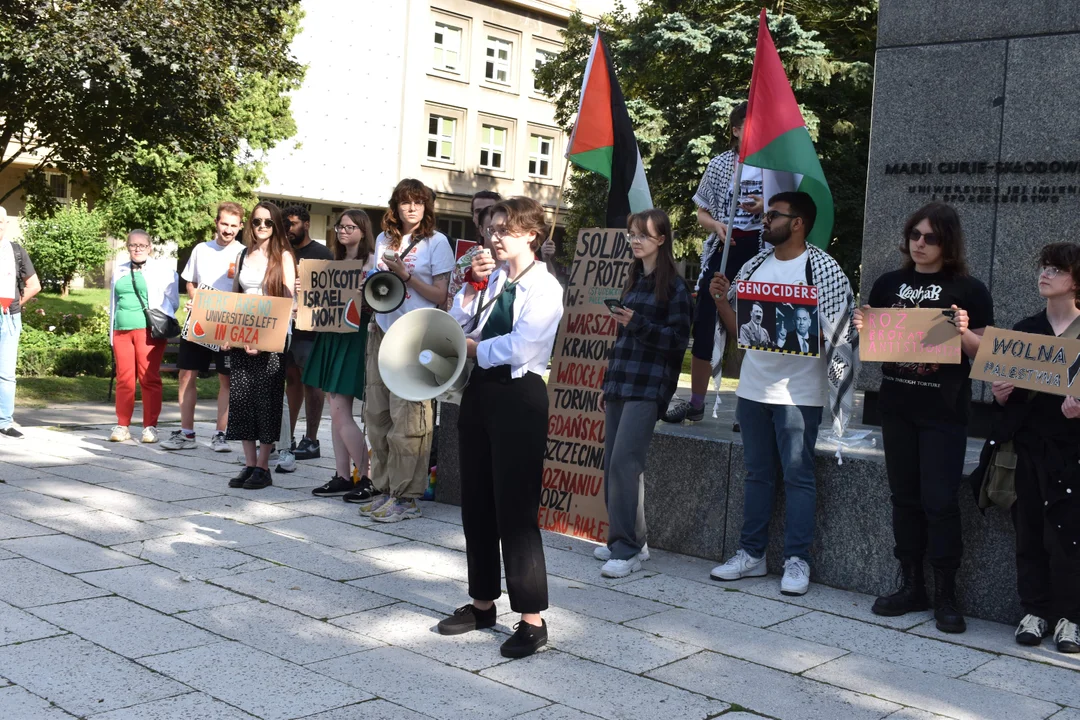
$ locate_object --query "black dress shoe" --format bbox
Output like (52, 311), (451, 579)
(0, 426), (23, 438)
(437, 604), (497, 636)
(229, 466), (256, 488)
(243, 467), (273, 490)
(500, 620), (547, 658)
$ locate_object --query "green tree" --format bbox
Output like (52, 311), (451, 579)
(21, 200), (109, 297)
(536, 1), (875, 283)
(0, 0), (305, 209)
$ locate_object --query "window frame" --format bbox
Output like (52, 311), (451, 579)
(484, 36), (512, 86)
(46, 172), (71, 203)
(432, 20), (463, 74)
(479, 124), (508, 171)
(426, 114), (457, 164)
(532, 47), (556, 94)
(429, 9), (471, 84)
(527, 133), (554, 180)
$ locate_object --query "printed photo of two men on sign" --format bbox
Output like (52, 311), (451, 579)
(736, 282), (821, 357)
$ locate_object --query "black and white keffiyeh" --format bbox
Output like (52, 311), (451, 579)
(719, 245), (859, 441)
(693, 150), (737, 286)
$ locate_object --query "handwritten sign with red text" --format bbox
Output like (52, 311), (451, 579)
(859, 308), (962, 364)
(186, 289), (293, 353)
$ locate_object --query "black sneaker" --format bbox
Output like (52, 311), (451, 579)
(229, 466), (256, 488)
(500, 620), (547, 659)
(242, 467), (273, 490)
(343, 476), (377, 503)
(437, 604), (497, 636)
(312, 474), (353, 497)
(685, 403), (705, 423)
(294, 436), (321, 460)
(0, 426), (24, 438)
(661, 398), (689, 424)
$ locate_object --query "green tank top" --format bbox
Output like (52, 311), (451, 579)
(115, 269), (149, 331)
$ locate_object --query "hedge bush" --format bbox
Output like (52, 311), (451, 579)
(17, 305), (113, 377)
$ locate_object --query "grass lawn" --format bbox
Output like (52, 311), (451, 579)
(23, 288), (111, 316)
(16, 376), (220, 408)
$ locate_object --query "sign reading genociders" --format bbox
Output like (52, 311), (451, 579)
(186, 289), (293, 353)
(735, 281), (821, 357)
(970, 327), (1080, 398)
(859, 308), (962, 364)
(542, 228), (634, 544)
(295, 260), (367, 333)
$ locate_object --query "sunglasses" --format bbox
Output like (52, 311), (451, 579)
(907, 229), (940, 246)
(763, 210), (798, 223)
(250, 218), (275, 229)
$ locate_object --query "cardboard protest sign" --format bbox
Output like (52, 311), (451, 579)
(542, 228), (634, 544)
(735, 280), (821, 356)
(971, 326), (1080, 398)
(295, 259), (367, 333)
(859, 308), (962, 364)
(454, 239), (477, 261)
(181, 282), (222, 351)
(186, 289), (293, 353)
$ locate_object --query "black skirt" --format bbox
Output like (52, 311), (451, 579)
(226, 349), (286, 444)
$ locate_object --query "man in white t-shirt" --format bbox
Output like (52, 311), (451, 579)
(160, 202), (246, 452)
(706, 192), (845, 597)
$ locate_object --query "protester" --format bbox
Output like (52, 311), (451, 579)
(447, 191), (501, 306)
(226, 201), (296, 490)
(108, 231), (180, 444)
(671, 102), (762, 423)
(781, 307), (818, 354)
(854, 202), (991, 634)
(440, 197), (563, 658)
(596, 209), (692, 578)
(283, 205), (332, 461)
(989, 243), (1080, 654)
(359, 179), (454, 522)
(707, 191), (856, 597)
(162, 202), (245, 451)
(0, 206), (41, 438)
(307, 209), (376, 498)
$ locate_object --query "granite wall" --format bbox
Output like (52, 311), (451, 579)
(436, 414), (1022, 624)
(858, 1), (1080, 410)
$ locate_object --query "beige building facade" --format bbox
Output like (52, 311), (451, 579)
(259, 0), (617, 245)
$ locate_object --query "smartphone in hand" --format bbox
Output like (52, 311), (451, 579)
(604, 299), (626, 314)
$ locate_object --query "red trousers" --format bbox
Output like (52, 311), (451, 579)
(113, 328), (166, 427)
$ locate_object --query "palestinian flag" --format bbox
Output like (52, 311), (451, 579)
(741, 9), (834, 249)
(566, 30), (652, 227)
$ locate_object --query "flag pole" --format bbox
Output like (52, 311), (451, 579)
(550, 159), (571, 235)
(717, 159), (744, 279)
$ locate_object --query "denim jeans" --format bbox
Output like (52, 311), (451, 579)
(736, 397), (822, 561)
(0, 312), (21, 429)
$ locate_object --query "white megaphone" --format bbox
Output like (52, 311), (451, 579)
(379, 307), (471, 403)
(363, 270), (407, 314)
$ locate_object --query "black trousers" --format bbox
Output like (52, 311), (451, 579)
(1013, 451), (1080, 624)
(458, 369), (549, 613)
(881, 411), (966, 569)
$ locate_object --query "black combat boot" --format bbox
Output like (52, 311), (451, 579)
(872, 559), (928, 617)
(933, 567), (967, 634)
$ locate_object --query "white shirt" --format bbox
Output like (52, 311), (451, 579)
(109, 258), (180, 344)
(181, 239), (244, 292)
(727, 164), (764, 231)
(736, 249), (826, 407)
(373, 231), (455, 333)
(450, 263), (564, 379)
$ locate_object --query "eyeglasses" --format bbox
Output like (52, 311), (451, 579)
(907, 229), (941, 246)
(335, 224), (359, 234)
(763, 210), (798, 223)
(1040, 266), (1066, 279)
(490, 226), (512, 238)
(127, 244), (150, 251)
(628, 234), (660, 244)
(249, 218), (275, 229)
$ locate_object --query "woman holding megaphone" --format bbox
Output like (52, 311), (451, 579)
(359, 179), (455, 522)
(438, 197), (563, 659)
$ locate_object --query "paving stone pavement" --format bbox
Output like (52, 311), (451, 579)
(0, 421), (1077, 719)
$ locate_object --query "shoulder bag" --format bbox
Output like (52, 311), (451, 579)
(130, 266), (181, 339)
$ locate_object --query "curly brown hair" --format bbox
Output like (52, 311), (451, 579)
(899, 202), (969, 276)
(247, 201), (294, 298)
(381, 179), (436, 248)
(490, 197), (549, 252)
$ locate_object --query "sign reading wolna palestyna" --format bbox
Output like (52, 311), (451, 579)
(971, 327), (1080, 398)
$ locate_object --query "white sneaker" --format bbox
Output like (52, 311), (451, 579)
(160, 430), (196, 450)
(275, 449), (296, 473)
(710, 549), (767, 581)
(601, 557), (642, 578)
(210, 432), (230, 452)
(1054, 618), (1080, 653)
(140, 426), (158, 444)
(358, 494), (391, 517)
(781, 556), (811, 596)
(593, 543), (650, 562)
(109, 426), (131, 442)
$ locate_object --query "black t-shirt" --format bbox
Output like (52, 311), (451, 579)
(1010, 310), (1080, 440)
(291, 239), (334, 342)
(7, 243), (36, 315)
(868, 267), (994, 425)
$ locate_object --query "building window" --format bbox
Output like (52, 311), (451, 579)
(47, 173), (70, 201)
(533, 49), (555, 93)
(479, 125), (507, 170)
(437, 217), (466, 240)
(433, 21), (461, 72)
(485, 37), (512, 85)
(683, 261), (701, 284)
(528, 134), (553, 178)
(426, 115), (456, 162)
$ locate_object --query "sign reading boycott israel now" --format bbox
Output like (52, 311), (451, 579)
(971, 327), (1080, 398)
(186, 289), (293, 353)
(735, 280), (821, 356)
(295, 259), (367, 333)
(859, 308), (962, 364)
(542, 228), (634, 543)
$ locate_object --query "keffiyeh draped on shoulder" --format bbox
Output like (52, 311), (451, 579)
(720, 245), (859, 439)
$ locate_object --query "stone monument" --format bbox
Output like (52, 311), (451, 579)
(859, 0), (1080, 426)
